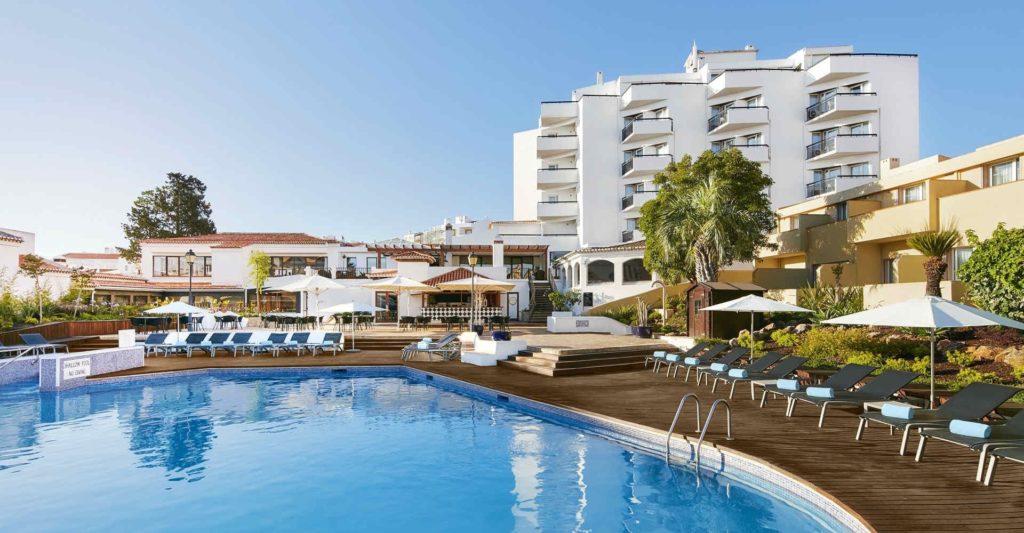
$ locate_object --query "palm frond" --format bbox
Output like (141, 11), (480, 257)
(906, 228), (960, 258)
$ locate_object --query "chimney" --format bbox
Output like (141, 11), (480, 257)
(596, 71), (604, 85)
(880, 157), (901, 172)
(491, 240), (505, 271)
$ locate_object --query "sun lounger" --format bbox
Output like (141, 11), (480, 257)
(700, 351), (784, 386)
(401, 333), (460, 361)
(308, 333), (342, 355)
(857, 382), (1022, 456)
(174, 333), (207, 358)
(0, 340), (34, 357)
(138, 333), (168, 356)
(644, 342), (707, 372)
(760, 363), (877, 413)
(692, 347), (750, 383)
(187, 333), (232, 358)
(224, 332), (254, 357)
(249, 333), (290, 357)
(282, 332), (311, 355)
(668, 343), (729, 381)
(983, 446), (1024, 486)
(917, 407), (1024, 481)
(19, 333), (69, 354)
(711, 356), (808, 400)
(785, 370), (919, 428)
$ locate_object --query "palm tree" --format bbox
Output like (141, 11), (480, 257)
(906, 228), (961, 297)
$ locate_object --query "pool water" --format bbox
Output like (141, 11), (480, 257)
(0, 372), (836, 532)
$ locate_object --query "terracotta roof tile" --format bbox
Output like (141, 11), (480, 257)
(390, 250), (436, 263)
(0, 231), (24, 244)
(421, 267), (492, 287)
(18, 255), (74, 274)
(560, 240), (646, 260)
(89, 272), (241, 291)
(141, 233), (341, 248)
(61, 252), (121, 260)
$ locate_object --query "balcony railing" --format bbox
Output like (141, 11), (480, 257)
(805, 134), (877, 159)
(621, 117), (672, 141)
(335, 267), (372, 279)
(805, 92), (877, 121)
(805, 177), (837, 198)
(622, 230), (635, 242)
(621, 154), (670, 176)
(707, 112), (727, 132)
(621, 158), (634, 175)
(621, 195), (635, 210)
(271, 268), (330, 278)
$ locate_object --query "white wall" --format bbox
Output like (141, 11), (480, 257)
(513, 129), (541, 221)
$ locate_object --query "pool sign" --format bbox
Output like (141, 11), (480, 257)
(62, 358), (91, 380)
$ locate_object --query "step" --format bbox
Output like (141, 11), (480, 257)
(498, 359), (647, 377)
(512, 354), (644, 369)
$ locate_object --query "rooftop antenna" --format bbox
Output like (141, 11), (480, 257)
(596, 71), (604, 84)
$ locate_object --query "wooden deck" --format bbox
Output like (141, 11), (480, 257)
(94, 352), (1024, 532)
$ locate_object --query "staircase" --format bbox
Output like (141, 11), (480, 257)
(497, 343), (674, 377)
(65, 336), (118, 353)
(525, 281), (555, 325)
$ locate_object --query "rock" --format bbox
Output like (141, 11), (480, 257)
(794, 323), (812, 334)
(783, 325), (796, 334)
(728, 338), (739, 347)
(937, 340), (966, 354)
(762, 323), (777, 333)
(866, 330), (885, 339)
(753, 331), (770, 341)
(972, 345), (997, 362)
(995, 347), (1024, 369)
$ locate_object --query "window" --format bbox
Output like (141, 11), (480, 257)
(547, 194), (559, 203)
(152, 255), (211, 277)
(745, 95), (762, 107)
(848, 122), (870, 135)
(811, 128), (838, 144)
(573, 264), (580, 286)
(269, 256), (327, 277)
(504, 255), (538, 279)
(454, 254), (493, 266)
(846, 83), (865, 93)
(952, 247), (973, 281)
(988, 160), (1019, 186)
(835, 202), (848, 222)
(587, 260), (615, 284)
(809, 88), (837, 106)
(903, 183), (926, 203)
(622, 258), (651, 282)
(813, 167), (841, 182)
(744, 133), (763, 145)
(653, 143), (668, 155)
(626, 218), (639, 231)
(366, 257), (381, 270)
(711, 138), (734, 153)
(849, 162), (872, 176)
(652, 107), (668, 118)
(882, 259), (896, 284)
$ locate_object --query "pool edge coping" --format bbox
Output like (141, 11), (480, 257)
(83, 364), (873, 533)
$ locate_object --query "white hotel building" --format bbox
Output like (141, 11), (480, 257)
(490, 43), (919, 308)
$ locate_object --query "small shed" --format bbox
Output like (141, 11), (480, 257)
(686, 282), (765, 339)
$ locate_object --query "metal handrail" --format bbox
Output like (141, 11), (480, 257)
(665, 393), (702, 461)
(694, 399), (733, 470)
(0, 347), (38, 372)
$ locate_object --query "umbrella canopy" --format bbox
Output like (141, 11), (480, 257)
(702, 295), (811, 358)
(320, 301), (387, 315)
(362, 276), (438, 330)
(144, 301), (207, 316)
(436, 275), (516, 292)
(825, 296), (1024, 407)
(275, 275), (343, 317)
(213, 310), (240, 317)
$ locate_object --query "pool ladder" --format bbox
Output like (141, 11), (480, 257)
(0, 348), (36, 372)
(665, 394), (733, 471)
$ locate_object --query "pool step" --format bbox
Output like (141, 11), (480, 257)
(498, 344), (673, 377)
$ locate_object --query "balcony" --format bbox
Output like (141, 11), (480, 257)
(707, 70), (763, 98)
(536, 168), (578, 189)
(707, 106), (770, 133)
(621, 83), (674, 110)
(806, 55), (873, 86)
(621, 230), (635, 242)
(805, 177), (837, 198)
(805, 134), (879, 161)
(537, 200), (578, 219)
(766, 228), (808, 257)
(335, 267), (372, 279)
(536, 134), (578, 158)
(621, 191), (657, 212)
(806, 93), (879, 122)
(734, 144), (770, 162)
(621, 118), (673, 143)
(621, 154), (673, 178)
(853, 200), (930, 243)
(540, 101), (577, 126)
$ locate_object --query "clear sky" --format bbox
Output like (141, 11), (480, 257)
(2, 0), (1022, 257)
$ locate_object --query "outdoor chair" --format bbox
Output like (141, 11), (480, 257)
(711, 356), (808, 400)
(760, 363), (877, 414)
(666, 343), (728, 381)
(917, 408), (1024, 482)
(691, 346), (750, 383)
(399, 317), (416, 331)
(416, 316), (431, 330)
(983, 446), (1024, 486)
(308, 333), (342, 355)
(252, 332), (290, 357)
(138, 333), (169, 357)
(857, 382), (1023, 456)
(172, 333), (208, 358)
(0, 340), (34, 357)
(700, 351), (784, 385)
(188, 332), (231, 358)
(223, 332), (254, 357)
(18, 333), (69, 354)
(644, 342), (705, 372)
(401, 333), (461, 362)
(785, 369), (919, 428)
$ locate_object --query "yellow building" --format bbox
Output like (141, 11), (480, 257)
(755, 134), (1024, 307)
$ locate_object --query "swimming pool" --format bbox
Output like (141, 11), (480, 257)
(0, 369), (850, 532)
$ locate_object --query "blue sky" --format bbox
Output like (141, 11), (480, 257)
(2, 0), (1022, 256)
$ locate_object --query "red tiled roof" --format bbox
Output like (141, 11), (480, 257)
(61, 252), (120, 260)
(421, 267), (492, 287)
(567, 239), (646, 255)
(90, 272), (241, 291)
(0, 231), (24, 244)
(18, 255), (74, 274)
(141, 233), (341, 248)
(390, 250), (436, 263)
(367, 243), (548, 255)
(366, 268), (398, 279)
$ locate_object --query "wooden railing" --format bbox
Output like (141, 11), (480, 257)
(1, 320), (132, 346)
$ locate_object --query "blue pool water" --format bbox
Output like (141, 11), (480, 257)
(0, 371), (837, 532)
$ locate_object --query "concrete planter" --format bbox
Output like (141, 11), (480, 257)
(551, 311), (574, 318)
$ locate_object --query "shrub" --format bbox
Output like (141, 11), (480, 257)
(845, 351), (884, 368)
(795, 328), (873, 368)
(945, 350), (974, 368)
(736, 332), (765, 352)
(599, 305), (636, 326)
(694, 337), (728, 346)
(770, 330), (800, 348)
(1014, 366), (1024, 383)
(547, 290), (582, 312)
(958, 223), (1024, 321)
(949, 368), (1002, 391)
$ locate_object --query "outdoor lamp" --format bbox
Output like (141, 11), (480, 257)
(185, 249), (197, 265)
(467, 253), (478, 266)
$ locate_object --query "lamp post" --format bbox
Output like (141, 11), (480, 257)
(185, 249), (197, 305)
(468, 253), (478, 327)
